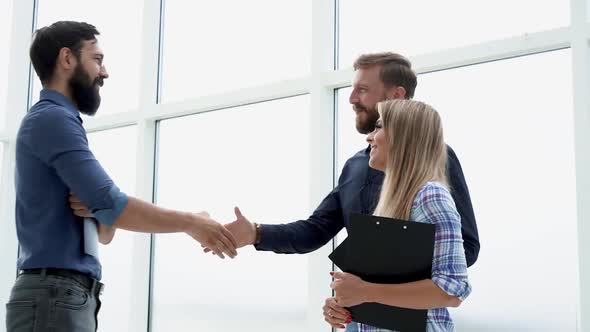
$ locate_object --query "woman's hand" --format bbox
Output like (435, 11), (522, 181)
(330, 271), (371, 307)
(323, 296), (352, 329)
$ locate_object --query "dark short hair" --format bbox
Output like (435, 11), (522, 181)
(353, 52), (417, 99)
(30, 21), (100, 83)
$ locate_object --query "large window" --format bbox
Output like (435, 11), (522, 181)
(87, 126), (138, 332)
(413, 51), (576, 330)
(0, 0), (13, 130)
(338, 0), (570, 68)
(1, 1), (587, 331)
(32, 0), (144, 115)
(152, 96), (311, 332)
(161, 0), (312, 102)
(336, 50), (577, 330)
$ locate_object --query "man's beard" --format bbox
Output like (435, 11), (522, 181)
(69, 65), (103, 116)
(353, 103), (380, 134)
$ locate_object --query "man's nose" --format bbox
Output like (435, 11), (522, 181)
(349, 91), (358, 104)
(100, 66), (109, 79)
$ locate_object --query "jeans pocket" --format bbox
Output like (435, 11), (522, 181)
(53, 291), (96, 332)
(5, 300), (37, 332)
(55, 288), (89, 310)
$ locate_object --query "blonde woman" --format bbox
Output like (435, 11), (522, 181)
(323, 99), (471, 332)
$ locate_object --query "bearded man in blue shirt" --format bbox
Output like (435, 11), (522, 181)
(5, 21), (238, 332)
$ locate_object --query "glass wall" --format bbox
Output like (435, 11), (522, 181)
(161, 0), (312, 102)
(338, 0), (569, 67)
(415, 50), (576, 330)
(152, 96), (311, 332)
(87, 126), (138, 332)
(0, 1), (585, 331)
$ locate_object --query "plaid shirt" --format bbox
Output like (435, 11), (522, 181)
(355, 182), (472, 332)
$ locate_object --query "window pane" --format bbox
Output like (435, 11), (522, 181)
(420, 51), (574, 330)
(0, 0), (14, 130)
(153, 96), (311, 331)
(161, 1), (311, 102)
(87, 126), (138, 332)
(32, 0), (144, 115)
(338, 0), (569, 68)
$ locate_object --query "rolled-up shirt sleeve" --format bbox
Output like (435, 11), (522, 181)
(28, 107), (128, 226)
(419, 184), (472, 301)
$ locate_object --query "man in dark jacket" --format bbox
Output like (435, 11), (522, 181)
(222, 52), (480, 267)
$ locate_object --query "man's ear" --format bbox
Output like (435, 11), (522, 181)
(56, 47), (77, 71)
(385, 86), (407, 100)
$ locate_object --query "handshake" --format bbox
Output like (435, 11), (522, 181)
(194, 207), (258, 259)
(68, 193), (257, 260)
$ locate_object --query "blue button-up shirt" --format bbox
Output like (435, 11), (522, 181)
(15, 89), (129, 280)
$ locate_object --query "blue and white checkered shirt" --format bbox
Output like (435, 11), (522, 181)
(354, 182), (472, 332)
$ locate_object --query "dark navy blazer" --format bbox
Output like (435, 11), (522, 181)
(256, 145), (480, 267)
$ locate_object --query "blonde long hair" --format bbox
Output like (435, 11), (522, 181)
(373, 99), (448, 220)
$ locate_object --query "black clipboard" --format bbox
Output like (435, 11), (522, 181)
(328, 213), (435, 331)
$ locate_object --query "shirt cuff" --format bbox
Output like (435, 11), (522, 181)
(432, 274), (472, 301)
(92, 185), (129, 226)
(253, 224), (284, 252)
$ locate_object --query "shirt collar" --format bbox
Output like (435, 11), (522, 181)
(39, 89), (83, 122)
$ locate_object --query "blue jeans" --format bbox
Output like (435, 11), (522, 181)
(5, 273), (102, 332)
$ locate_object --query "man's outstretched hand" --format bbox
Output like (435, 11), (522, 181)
(203, 207), (256, 256)
(188, 211), (238, 259)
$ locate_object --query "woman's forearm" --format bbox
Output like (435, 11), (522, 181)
(365, 279), (462, 310)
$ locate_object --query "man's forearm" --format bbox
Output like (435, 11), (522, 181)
(253, 181), (344, 253)
(255, 217), (342, 254)
(112, 196), (192, 233)
(98, 223), (116, 244)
